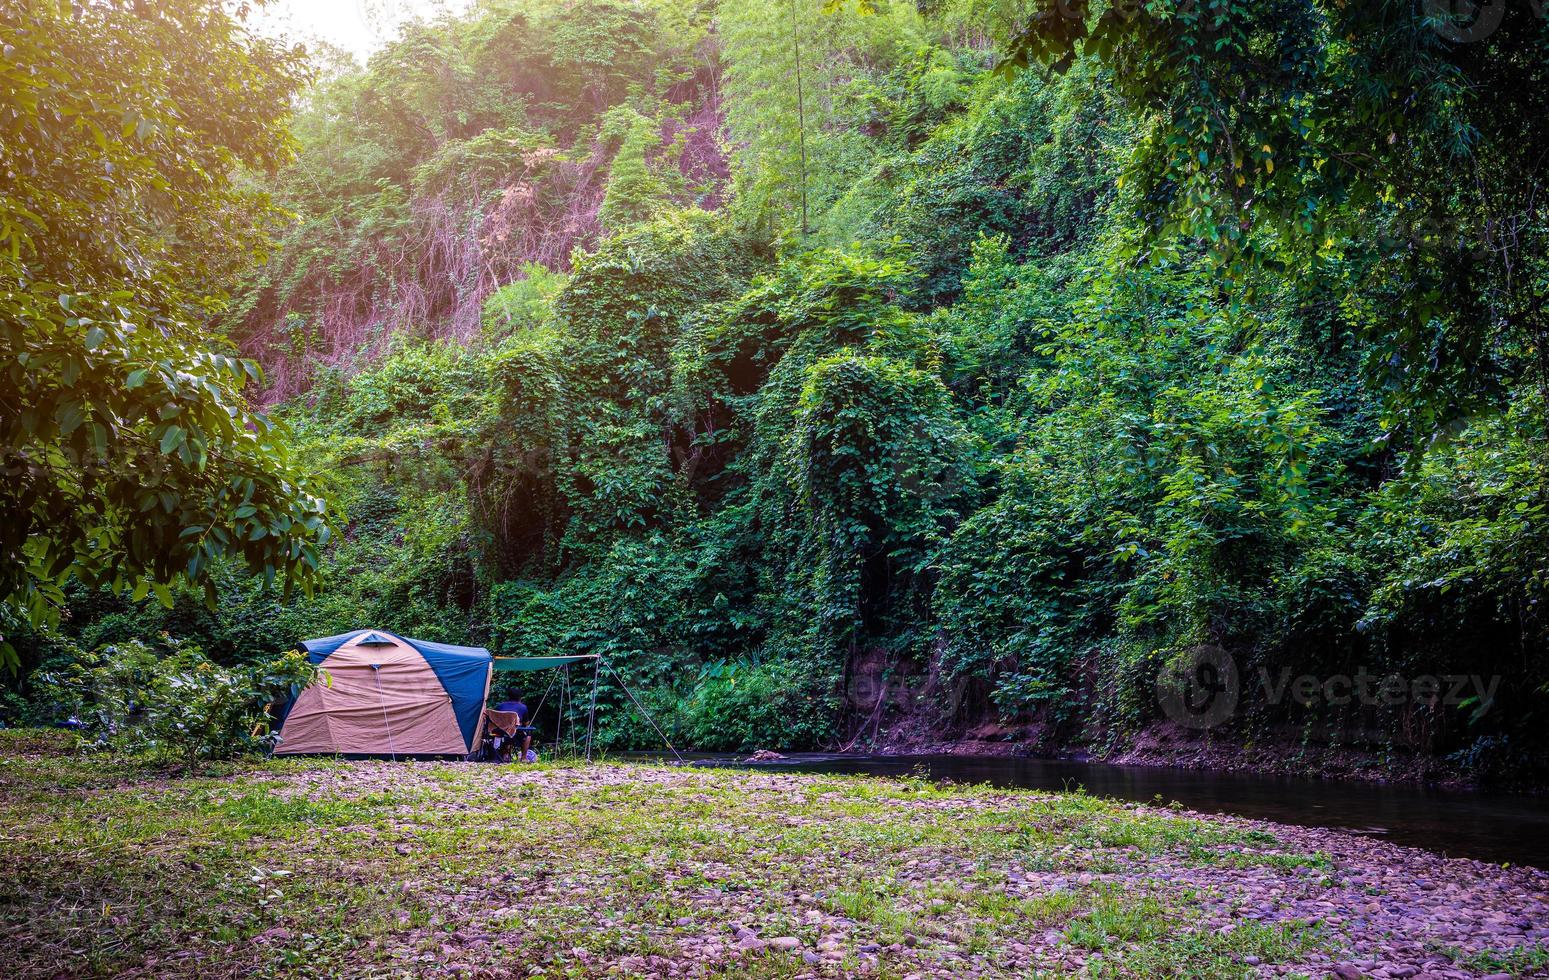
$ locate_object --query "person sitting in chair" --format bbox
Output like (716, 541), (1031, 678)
(493, 687), (532, 762)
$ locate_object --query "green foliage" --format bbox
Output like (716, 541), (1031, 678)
(674, 660), (834, 751)
(1360, 387), (1549, 739)
(788, 349), (978, 657)
(1005, 0), (1549, 435)
(545, 0), (666, 110)
(24, 0), (1549, 775)
(869, 59), (1128, 303)
(0, 0), (332, 666)
(482, 263), (569, 338)
(719, 0), (928, 235)
(233, 0), (724, 394)
(35, 639), (316, 770)
(934, 251), (1353, 728)
(597, 107), (671, 232)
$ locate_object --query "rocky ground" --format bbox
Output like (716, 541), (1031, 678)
(1, 731), (1545, 979)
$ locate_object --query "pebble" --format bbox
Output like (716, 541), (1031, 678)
(240, 762), (1549, 979)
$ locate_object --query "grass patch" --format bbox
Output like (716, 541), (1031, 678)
(1437, 940), (1549, 976)
(1086, 921), (1325, 978)
(1065, 892), (1171, 949)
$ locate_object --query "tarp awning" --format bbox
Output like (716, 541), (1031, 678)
(492, 655), (599, 672)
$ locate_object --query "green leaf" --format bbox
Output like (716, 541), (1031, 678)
(55, 401), (84, 435)
(159, 425), (185, 454)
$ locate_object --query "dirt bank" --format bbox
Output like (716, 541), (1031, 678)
(862, 718), (1487, 789)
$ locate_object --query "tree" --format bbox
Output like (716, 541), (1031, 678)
(597, 107), (669, 232)
(0, 0), (332, 666)
(789, 0), (811, 234)
(1003, 0), (1549, 435)
(719, 0), (924, 235)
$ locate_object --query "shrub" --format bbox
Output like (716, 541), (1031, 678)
(674, 660), (833, 752)
(35, 639), (316, 770)
(482, 263), (568, 338)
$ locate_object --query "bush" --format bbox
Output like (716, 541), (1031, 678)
(482, 263), (568, 339)
(35, 639), (315, 770)
(674, 660), (834, 752)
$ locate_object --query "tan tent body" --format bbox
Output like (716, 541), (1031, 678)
(275, 630), (492, 756)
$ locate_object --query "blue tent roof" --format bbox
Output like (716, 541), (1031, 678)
(296, 630), (492, 749)
(298, 629), (490, 661)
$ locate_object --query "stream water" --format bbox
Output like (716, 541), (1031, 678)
(666, 752), (1549, 868)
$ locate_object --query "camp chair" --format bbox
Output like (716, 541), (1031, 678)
(475, 709), (524, 763)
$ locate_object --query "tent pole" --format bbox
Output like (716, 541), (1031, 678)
(530, 670), (559, 723)
(605, 660), (683, 764)
(474, 661), (494, 759)
(586, 656), (600, 763)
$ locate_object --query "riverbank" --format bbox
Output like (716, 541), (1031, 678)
(2, 734), (1546, 978)
(864, 719), (1488, 789)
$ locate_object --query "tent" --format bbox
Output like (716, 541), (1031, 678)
(274, 628), (675, 760)
(275, 630), (493, 756)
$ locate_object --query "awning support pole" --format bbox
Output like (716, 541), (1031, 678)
(585, 656), (599, 763)
(563, 665), (576, 755)
(605, 660), (683, 763)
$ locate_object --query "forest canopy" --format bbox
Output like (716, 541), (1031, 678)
(3, 0), (1546, 782)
